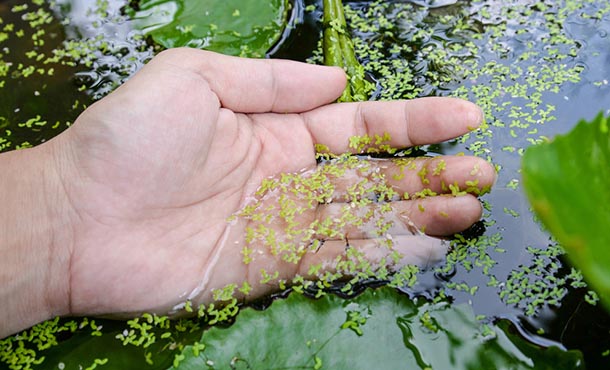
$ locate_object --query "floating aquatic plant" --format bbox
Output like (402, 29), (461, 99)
(523, 113), (610, 309)
(227, 132), (484, 301)
(173, 287), (585, 370)
(3, 0), (610, 368)
(129, 0), (289, 57)
(317, 0), (608, 322)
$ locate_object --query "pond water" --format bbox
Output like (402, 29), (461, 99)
(1, 0), (610, 368)
(277, 1), (610, 367)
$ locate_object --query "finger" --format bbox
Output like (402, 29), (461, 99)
(315, 194), (483, 238)
(151, 48), (347, 113)
(303, 97), (483, 152)
(297, 235), (450, 278)
(323, 156), (496, 200)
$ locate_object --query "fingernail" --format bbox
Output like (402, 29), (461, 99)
(467, 106), (485, 131)
(398, 211), (421, 235)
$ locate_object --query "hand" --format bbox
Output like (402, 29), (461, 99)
(1, 48), (495, 334)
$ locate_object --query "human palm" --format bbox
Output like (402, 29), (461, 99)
(54, 49), (495, 317)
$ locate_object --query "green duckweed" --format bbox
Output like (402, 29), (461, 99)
(3, 0), (610, 367)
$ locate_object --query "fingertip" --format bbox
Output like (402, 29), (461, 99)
(331, 66), (348, 87)
(400, 97), (486, 145)
(409, 194), (483, 236)
(421, 156), (496, 197)
(439, 98), (483, 133)
(463, 100), (485, 131)
(467, 157), (498, 195)
(444, 98), (484, 135)
(318, 65), (348, 102)
(432, 195), (483, 236)
(268, 60), (347, 111)
(444, 194), (483, 234)
(482, 160), (498, 190)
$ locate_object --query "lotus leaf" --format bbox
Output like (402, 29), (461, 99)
(131, 0), (289, 57)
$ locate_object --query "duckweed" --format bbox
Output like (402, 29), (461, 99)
(3, 0), (610, 368)
(312, 0), (607, 331)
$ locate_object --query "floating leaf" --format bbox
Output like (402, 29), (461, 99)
(523, 112), (610, 308)
(173, 287), (583, 369)
(131, 0), (289, 57)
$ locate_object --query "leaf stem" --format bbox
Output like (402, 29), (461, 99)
(323, 0), (370, 102)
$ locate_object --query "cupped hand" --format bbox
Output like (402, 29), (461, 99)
(51, 48), (495, 317)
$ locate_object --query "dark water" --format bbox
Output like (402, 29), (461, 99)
(2, 0), (610, 368)
(0, 0), (90, 149)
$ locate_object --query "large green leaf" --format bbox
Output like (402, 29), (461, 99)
(130, 0), (289, 57)
(173, 287), (583, 369)
(522, 113), (610, 307)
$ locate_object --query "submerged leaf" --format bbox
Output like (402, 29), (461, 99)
(523, 113), (610, 308)
(173, 287), (583, 369)
(131, 0), (289, 57)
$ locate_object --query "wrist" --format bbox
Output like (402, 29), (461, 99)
(0, 141), (74, 337)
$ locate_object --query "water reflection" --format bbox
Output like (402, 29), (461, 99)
(51, 0), (154, 98)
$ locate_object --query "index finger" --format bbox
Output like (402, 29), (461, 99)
(301, 97), (484, 152)
(151, 48), (347, 113)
